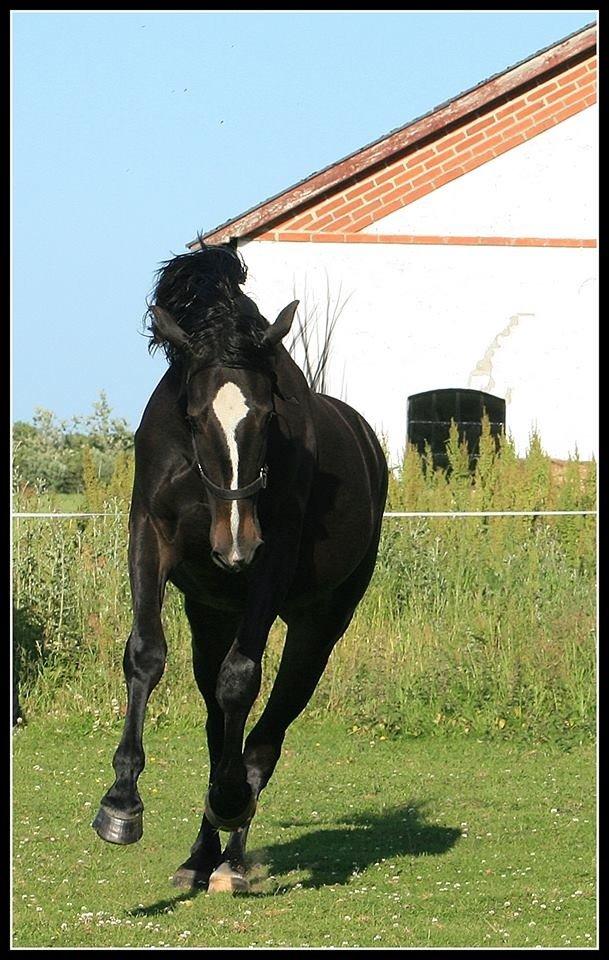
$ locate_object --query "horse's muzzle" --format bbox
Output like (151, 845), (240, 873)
(211, 539), (263, 572)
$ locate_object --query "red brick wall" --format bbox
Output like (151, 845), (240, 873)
(258, 55), (596, 241)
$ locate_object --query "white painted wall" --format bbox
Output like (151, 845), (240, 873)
(238, 108), (598, 464)
(363, 106), (598, 239)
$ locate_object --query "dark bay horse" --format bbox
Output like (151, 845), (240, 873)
(93, 243), (388, 893)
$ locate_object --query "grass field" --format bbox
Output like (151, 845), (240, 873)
(12, 427), (597, 946)
(12, 718), (596, 949)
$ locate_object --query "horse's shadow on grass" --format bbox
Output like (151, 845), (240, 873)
(254, 799), (461, 893)
(128, 799), (460, 915)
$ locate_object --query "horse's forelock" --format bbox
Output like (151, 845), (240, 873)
(146, 243), (270, 371)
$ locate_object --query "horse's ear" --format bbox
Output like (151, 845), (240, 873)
(263, 300), (299, 348)
(150, 305), (191, 350)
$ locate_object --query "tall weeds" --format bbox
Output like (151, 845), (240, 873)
(13, 423), (596, 743)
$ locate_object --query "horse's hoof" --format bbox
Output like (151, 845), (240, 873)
(172, 866), (210, 890)
(204, 789), (257, 832)
(92, 805), (143, 845)
(208, 862), (250, 895)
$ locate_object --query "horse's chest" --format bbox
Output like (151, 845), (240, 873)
(169, 558), (248, 612)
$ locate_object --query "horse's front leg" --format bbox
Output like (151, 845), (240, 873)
(93, 513), (171, 844)
(205, 511), (303, 835)
(204, 637), (264, 831)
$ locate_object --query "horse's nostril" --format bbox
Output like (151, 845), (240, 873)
(211, 549), (248, 573)
(211, 550), (230, 570)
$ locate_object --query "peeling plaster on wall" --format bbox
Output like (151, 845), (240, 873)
(577, 277), (596, 297)
(242, 241), (597, 460)
(468, 313), (534, 394)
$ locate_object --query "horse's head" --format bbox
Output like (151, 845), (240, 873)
(150, 299), (299, 572)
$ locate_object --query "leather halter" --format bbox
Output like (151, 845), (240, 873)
(186, 362), (277, 501)
(190, 428), (269, 501)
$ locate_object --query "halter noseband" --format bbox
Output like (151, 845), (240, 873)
(190, 428), (269, 501)
(186, 362), (277, 502)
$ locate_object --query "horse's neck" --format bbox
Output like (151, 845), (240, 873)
(275, 346), (312, 401)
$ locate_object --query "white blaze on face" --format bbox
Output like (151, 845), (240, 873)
(212, 382), (249, 556)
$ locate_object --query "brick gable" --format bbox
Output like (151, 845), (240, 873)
(190, 24), (596, 249)
(257, 55), (596, 243)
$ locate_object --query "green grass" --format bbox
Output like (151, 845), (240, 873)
(12, 422), (597, 944)
(13, 492), (87, 513)
(12, 718), (596, 948)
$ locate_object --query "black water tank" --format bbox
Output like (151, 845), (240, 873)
(407, 388), (506, 471)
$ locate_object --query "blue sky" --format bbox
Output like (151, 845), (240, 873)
(12, 10), (596, 429)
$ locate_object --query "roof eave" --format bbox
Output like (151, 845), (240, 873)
(188, 22), (596, 249)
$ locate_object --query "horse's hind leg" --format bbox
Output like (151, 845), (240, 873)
(173, 601), (242, 890)
(243, 539), (382, 805)
(241, 599), (354, 803)
(93, 513), (171, 845)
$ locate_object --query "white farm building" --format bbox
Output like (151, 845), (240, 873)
(189, 24), (597, 466)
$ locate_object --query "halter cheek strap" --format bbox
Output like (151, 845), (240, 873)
(190, 430), (268, 501)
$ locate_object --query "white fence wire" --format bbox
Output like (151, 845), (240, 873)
(12, 510), (597, 520)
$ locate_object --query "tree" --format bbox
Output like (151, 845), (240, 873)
(12, 393), (134, 494)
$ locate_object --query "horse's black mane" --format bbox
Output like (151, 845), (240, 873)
(146, 240), (272, 371)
